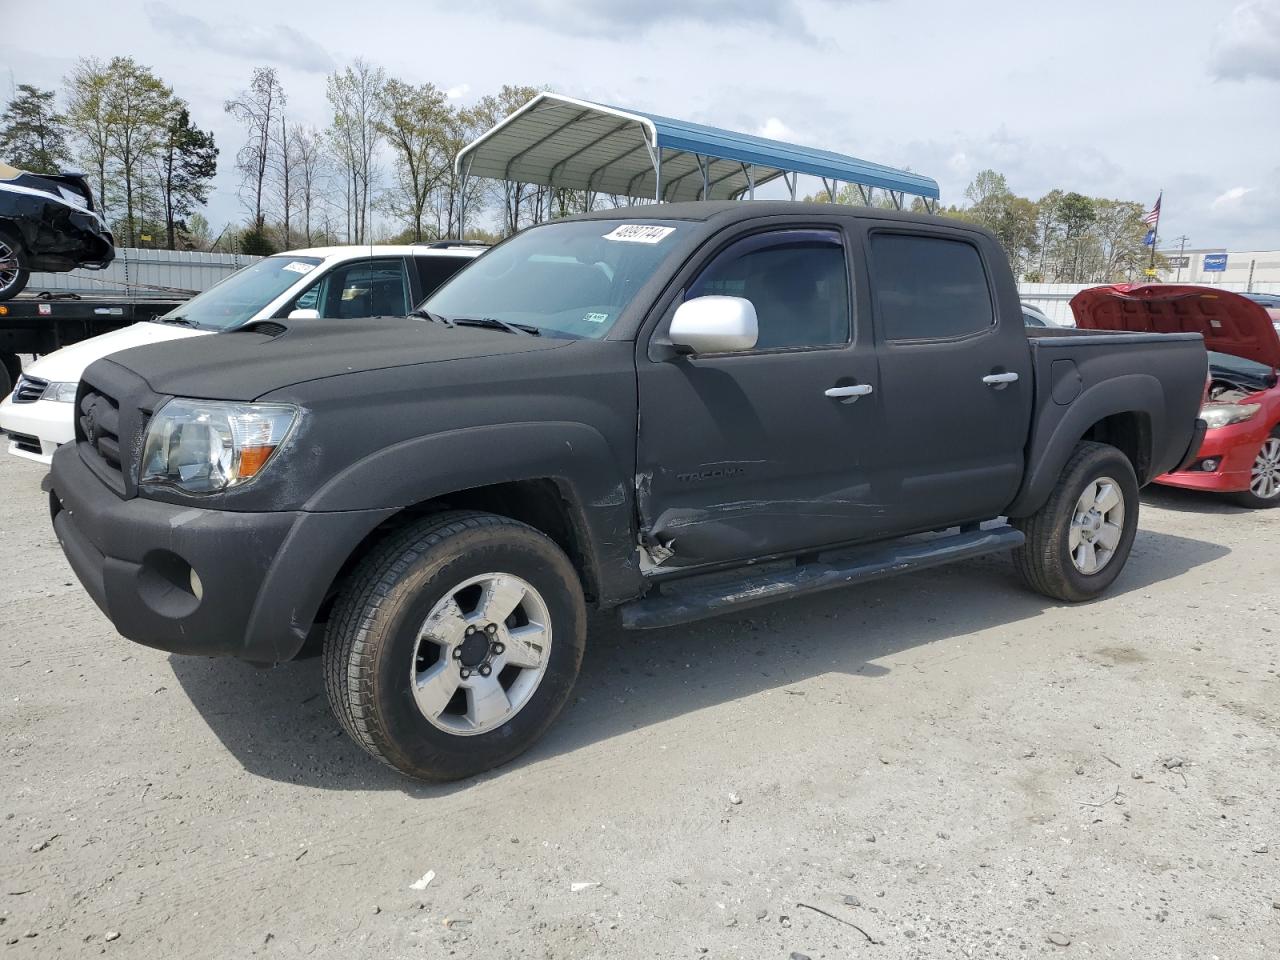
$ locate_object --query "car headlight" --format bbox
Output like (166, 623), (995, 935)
(40, 381), (79, 403)
(1199, 402), (1260, 429)
(139, 399), (299, 494)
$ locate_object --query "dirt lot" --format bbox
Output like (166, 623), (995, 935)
(1, 449), (1277, 959)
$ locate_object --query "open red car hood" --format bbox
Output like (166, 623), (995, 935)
(1071, 284), (1280, 369)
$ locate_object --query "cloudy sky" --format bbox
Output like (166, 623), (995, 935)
(3, 0), (1279, 249)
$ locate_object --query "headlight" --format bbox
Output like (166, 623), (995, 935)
(139, 399), (298, 494)
(40, 381), (79, 403)
(1199, 402), (1260, 429)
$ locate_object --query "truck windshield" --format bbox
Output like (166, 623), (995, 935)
(422, 219), (682, 339)
(154, 255), (324, 331)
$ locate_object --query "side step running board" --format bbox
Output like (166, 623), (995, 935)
(619, 525), (1025, 630)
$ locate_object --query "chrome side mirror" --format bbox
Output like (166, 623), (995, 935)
(287, 308), (320, 320)
(669, 296), (758, 354)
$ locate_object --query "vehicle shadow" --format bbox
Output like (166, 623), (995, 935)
(169, 527), (1229, 795)
(1140, 484), (1253, 515)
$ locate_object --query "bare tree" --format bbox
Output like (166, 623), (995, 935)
(268, 113), (296, 248)
(326, 59), (385, 243)
(224, 67), (286, 230)
(291, 125), (328, 247)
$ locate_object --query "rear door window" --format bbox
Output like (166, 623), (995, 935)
(870, 233), (994, 341)
(290, 257), (411, 319)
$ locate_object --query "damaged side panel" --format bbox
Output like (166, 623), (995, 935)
(1, 167), (115, 274)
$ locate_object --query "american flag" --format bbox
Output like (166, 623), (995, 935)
(1143, 193), (1162, 227)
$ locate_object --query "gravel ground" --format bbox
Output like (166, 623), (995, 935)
(1, 449), (1277, 959)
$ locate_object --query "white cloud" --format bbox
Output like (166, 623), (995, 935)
(144, 3), (333, 74)
(446, 84), (471, 100)
(1211, 186), (1254, 210)
(757, 117), (796, 141)
(1210, 0), (1280, 82)
(467, 0), (820, 40)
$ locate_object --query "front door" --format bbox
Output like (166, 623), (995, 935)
(636, 227), (885, 568)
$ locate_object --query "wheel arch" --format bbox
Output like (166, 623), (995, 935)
(1007, 374), (1163, 517)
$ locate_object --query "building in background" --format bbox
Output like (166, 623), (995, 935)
(1158, 248), (1280, 287)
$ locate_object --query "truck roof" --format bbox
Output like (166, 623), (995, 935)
(565, 200), (989, 236)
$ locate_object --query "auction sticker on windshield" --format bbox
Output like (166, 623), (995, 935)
(603, 224), (676, 244)
(282, 261), (316, 274)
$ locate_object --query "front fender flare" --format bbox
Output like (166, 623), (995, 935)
(303, 420), (640, 603)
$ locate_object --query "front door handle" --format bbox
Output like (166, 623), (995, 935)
(825, 384), (874, 401)
(982, 372), (1019, 386)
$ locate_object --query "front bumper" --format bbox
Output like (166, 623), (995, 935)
(49, 444), (395, 664)
(0, 394), (74, 464)
(1154, 418), (1267, 494)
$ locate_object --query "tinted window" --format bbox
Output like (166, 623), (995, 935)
(687, 230), (850, 349)
(871, 234), (994, 341)
(413, 255), (471, 301)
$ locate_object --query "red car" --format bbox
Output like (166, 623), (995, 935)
(1073, 284), (1280, 508)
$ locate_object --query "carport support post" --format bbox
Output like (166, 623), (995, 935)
(456, 154), (475, 238)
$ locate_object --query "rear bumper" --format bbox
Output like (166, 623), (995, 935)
(49, 444), (395, 664)
(1155, 418), (1265, 494)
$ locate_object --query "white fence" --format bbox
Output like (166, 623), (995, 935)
(1018, 280), (1280, 325)
(27, 248), (262, 299)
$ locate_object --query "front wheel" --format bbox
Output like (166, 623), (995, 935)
(323, 511), (586, 782)
(1012, 441), (1140, 602)
(0, 229), (30, 302)
(1234, 430), (1280, 509)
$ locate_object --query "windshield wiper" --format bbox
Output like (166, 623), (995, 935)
(409, 307), (454, 327)
(153, 314), (196, 327)
(451, 316), (541, 336)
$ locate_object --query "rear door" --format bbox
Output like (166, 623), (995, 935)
(636, 224), (886, 566)
(862, 227), (1032, 529)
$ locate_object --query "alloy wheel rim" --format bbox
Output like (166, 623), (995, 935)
(1251, 438), (1280, 500)
(0, 239), (18, 292)
(410, 572), (552, 736)
(1068, 476), (1125, 575)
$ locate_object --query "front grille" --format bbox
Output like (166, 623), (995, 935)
(7, 432), (41, 455)
(12, 375), (47, 404)
(78, 386), (125, 489)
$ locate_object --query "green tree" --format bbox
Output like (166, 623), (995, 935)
(0, 84), (70, 173)
(327, 59), (385, 243)
(471, 85), (543, 234)
(378, 79), (451, 241)
(64, 58), (114, 214)
(101, 57), (175, 246)
(155, 106), (218, 249)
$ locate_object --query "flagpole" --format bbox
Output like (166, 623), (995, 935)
(1147, 188), (1162, 277)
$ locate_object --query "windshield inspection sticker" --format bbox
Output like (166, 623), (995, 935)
(584, 312), (609, 324)
(282, 261), (316, 275)
(603, 224), (675, 244)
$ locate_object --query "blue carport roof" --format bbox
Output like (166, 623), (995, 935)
(456, 93), (939, 203)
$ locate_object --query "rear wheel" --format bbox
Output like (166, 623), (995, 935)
(0, 229), (30, 302)
(323, 511), (586, 782)
(1012, 441), (1140, 602)
(1235, 430), (1280, 509)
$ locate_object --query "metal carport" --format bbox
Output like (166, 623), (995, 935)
(456, 92), (939, 214)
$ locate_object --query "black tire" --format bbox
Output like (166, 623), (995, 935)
(323, 510), (586, 782)
(1233, 427), (1280, 509)
(0, 354), (15, 399)
(1012, 441), (1140, 602)
(0, 228), (30, 302)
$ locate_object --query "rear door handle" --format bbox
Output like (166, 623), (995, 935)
(982, 372), (1019, 386)
(825, 384), (874, 401)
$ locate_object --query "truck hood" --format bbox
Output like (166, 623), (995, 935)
(25, 322), (205, 382)
(1071, 284), (1280, 369)
(106, 316), (573, 401)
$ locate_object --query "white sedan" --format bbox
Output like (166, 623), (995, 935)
(1, 243), (483, 463)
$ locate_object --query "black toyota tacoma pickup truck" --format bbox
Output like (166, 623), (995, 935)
(48, 202), (1208, 781)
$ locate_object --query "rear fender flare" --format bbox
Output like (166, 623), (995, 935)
(1006, 374), (1164, 517)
